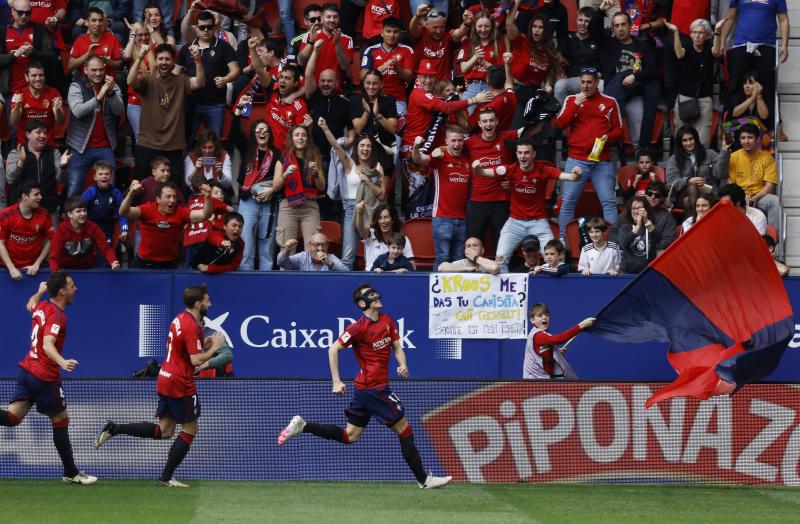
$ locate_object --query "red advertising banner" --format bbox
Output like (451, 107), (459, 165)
(423, 382), (800, 485)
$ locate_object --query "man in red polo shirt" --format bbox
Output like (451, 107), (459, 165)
(119, 180), (213, 269)
(0, 182), (52, 280)
(297, 3), (354, 92)
(10, 61), (64, 148)
(409, 4), (471, 80)
(264, 64), (309, 150)
(472, 139), (581, 272)
(67, 6), (122, 76)
(411, 126), (471, 269)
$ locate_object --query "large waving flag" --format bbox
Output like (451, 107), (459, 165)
(588, 200), (793, 407)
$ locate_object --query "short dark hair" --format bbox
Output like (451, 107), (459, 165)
(487, 65), (506, 89)
(763, 234), (777, 250)
(382, 16), (402, 30)
(87, 6), (105, 18)
(183, 284), (209, 309)
(304, 3), (322, 17)
(47, 271), (71, 298)
(151, 156), (170, 170)
(94, 160), (113, 173)
(156, 182), (178, 198)
(154, 43), (176, 59)
(352, 282), (372, 305)
(25, 118), (47, 134)
(578, 6), (595, 17)
(738, 123), (760, 139)
(387, 232), (405, 248)
(718, 183), (746, 207)
(263, 39), (282, 56)
(612, 11), (632, 26)
(635, 148), (654, 162)
(64, 196), (87, 213)
(585, 217), (608, 232)
(321, 2), (339, 14)
(646, 181), (667, 196)
(363, 69), (383, 82)
(18, 181), (41, 197)
(26, 60), (45, 74)
(282, 64), (301, 82)
(196, 10), (215, 23)
(224, 212), (244, 225)
(544, 239), (565, 254)
(516, 139), (536, 151)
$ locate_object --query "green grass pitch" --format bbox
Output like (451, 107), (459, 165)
(1, 480), (798, 523)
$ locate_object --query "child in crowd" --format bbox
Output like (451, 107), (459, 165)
(135, 156), (186, 206)
(371, 232), (415, 273)
(763, 235), (789, 277)
(523, 303), (596, 379)
(81, 160), (127, 246)
(624, 149), (659, 200)
(185, 177), (232, 268)
(578, 217), (620, 276)
(531, 239), (568, 276)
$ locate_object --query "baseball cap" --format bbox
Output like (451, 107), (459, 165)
(520, 235), (540, 252)
(416, 59), (436, 75)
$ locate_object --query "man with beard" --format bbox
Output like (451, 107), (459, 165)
(128, 42), (205, 181)
(264, 64), (309, 151)
(297, 2), (353, 93)
(119, 180), (213, 269)
(9, 61), (64, 148)
(65, 55), (124, 196)
(94, 284), (227, 488)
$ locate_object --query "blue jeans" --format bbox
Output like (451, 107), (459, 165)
(603, 73), (660, 147)
(496, 218), (553, 273)
(410, 0), (448, 15)
(463, 81), (488, 115)
(432, 217), (467, 271)
(238, 196), (278, 271)
(67, 146), (115, 197)
(127, 103), (141, 141)
(188, 103), (227, 146)
(558, 158), (617, 238)
(341, 199), (359, 270)
(277, 0), (296, 45)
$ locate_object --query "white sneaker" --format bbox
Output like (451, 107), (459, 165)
(158, 477), (190, 488)
(277, 415), (306, 445)
(418, 474), (452, 489)
(63, 471), (97, 485)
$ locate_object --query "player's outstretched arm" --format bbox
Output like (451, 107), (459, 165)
(328, 341), (346, 395)
(26, 281), (48, 312)
(393, 340), (409, 378)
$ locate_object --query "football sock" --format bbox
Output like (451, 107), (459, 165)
(398, 426), (427, 484)
(114, 422), (162, 439)
(160, 431), (194, 482)
(0, 410), (21, 427)
(52, 417), (79, 478)
(304, 422), (349, 443)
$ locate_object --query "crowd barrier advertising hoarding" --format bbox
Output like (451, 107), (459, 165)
(0, 272), (799, 381)
(2, 380), (800, 485)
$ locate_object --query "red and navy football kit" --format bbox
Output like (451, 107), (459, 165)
(156, 311), (204, 423)
(12, 301), (68, 415)
(337, 313), (404, 427)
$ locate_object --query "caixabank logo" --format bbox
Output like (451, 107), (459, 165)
(422, 382), (800, 485)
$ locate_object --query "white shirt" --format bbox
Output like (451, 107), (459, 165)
(363, 228), (415, 270)
(577, 241), (620, 274)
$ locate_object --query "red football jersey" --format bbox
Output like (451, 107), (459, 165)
(5, 26), (35, 93)
(70, 31), (123, 76)
(0, 203), (53, 268)
(360, 43), (414, 102)
(429, 151), (470, 219)
(401, 88), (470, 152)
(337, 313), (400, 390)
(413, 27), (454, 80)
(363, 0), (400, 40)
(510, 35), (551, 87)
(137, 202), (192, 262)
(504, 161), (562, 220)
(465, 130), (516, 202)
(468, 87), (517, 132)
(157, 311), (204, 398)
(299, 30), (354, 92)
(20, 301), (67, 382)
(264, 92), (308, 151)
(183, 196), (228, 246)
(12, 86), (62, 147)
(30, 0), (65, 25)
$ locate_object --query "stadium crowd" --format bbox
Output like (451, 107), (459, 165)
(0, 0), (790, 277)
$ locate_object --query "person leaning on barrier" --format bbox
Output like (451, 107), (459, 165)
(438, 236), (499, 275)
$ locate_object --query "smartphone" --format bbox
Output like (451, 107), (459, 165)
(199, 156), (216, 166)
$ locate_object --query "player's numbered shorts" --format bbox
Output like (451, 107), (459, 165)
(345, 386), (405, 427)
(11, 368), (66, 415)
(156, 394), (201, 423)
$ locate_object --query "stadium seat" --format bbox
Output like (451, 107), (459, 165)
(564, 219), (582, 268)
(617, 164), (667, 194)
(403, 217), (435, 270)
(766, 224), (778, 244)
(565, 0), (578, 32)
(355, 239), (365, 270)
(319, 220), (343, 257)
(622, 110), (664, 154)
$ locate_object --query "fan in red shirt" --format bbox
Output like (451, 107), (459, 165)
(94, 284), (227, 488)
(360, 17), (415, 105)
(263, 65), (309, 151)
(194, 212), (245, 274)
(119, 180), (214, 269)
(10, 61), (65, 148)
(409, 4), (472, 80)
(67, 7), (123, 76)
(0, 272), (97, 484)
(49, 197), (119, 272)
(473, 138), (580, 272)
(411, 126), (471, 268)
(278, 283), (453, 489)
(467, 51), (517, 132)
(297, 3), (354, 93)
(0, 182), (53, 280)
(5, 9), (38, 94)
(30, 0), (66, 51)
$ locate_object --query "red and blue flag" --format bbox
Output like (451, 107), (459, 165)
(589, 201), (793, 407)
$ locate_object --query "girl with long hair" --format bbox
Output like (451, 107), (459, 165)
(666, 125), (726, 213)
(123, 22), (156, 140)
(185, 129), (232, 190)
(457, 11), (504, 114)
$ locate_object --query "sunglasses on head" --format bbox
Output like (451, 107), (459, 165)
(580, 67), (597, 74)
(197, 24), (214, 31)
(427, 10), (446, 19)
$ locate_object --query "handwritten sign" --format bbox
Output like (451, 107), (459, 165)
(428, 273), (529, 339)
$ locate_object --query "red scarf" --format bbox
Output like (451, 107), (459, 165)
(242, 148), (275, 192)
(282, 152), (318, 207)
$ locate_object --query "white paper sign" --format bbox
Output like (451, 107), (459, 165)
(428, 273), (529, 339)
